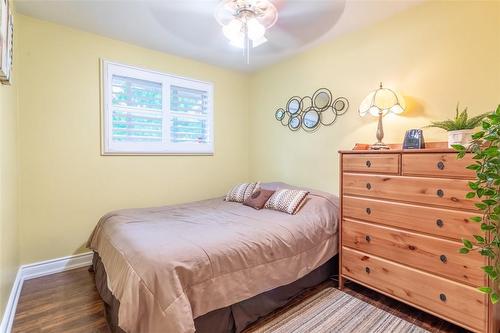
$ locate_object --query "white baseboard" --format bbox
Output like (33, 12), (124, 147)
(21, 252), (93, 280)
(0, 252), (93, 333)
(0, 269), (23, 333)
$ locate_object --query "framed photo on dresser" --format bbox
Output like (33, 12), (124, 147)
(0, 0), (13, 85)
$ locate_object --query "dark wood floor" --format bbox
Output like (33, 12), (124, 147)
(12, 267), (468, 333)
(12, 267), (109, 333)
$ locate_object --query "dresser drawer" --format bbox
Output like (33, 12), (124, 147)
(343, 196), (480, 240)
(342, 219), (485, 286)
(343, 173), (477, 210)
(342, 247), (486, 332)
(403, 153), (475, 178)
(342, 154), (400, 174)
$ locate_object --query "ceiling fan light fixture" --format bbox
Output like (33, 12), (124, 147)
(222, 19), (242, 41)
(215, 0), (278, 64)
(247, 18), (266, 40)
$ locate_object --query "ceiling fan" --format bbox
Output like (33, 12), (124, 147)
(214, 0), (279, 64)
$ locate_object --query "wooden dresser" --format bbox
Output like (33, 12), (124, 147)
(338, 146), (498, 333)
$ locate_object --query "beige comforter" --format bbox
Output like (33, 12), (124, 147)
(87, 184), (339, 333)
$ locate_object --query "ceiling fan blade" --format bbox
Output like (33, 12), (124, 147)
(278, 1), (344, 20)
(264, 26), (301, 50)
(148, 1), (219, 17)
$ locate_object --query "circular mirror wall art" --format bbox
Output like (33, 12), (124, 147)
(287, 96), (302, 115)
(333, 97), (349, 115)
(274, 88), (349, 132)
(289, 116), (301, 131)
(275, 108), (285, 121)
(312, 88), (332, 111)
(302, 107), (320, 131)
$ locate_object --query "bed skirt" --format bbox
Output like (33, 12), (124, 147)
(91, 252), (338, 333)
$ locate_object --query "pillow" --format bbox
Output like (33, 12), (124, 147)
(264, 189), (309, 215)
(243, 189), (275, 210)
(225, 182), (259, 203)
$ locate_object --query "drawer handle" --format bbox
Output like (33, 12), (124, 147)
(436, 219), (444, 228)
(437, 189), (444, 197)
(366, 160), (372, 167)
(366, 183), (372, 190)
(437, 161), (445, 170)
(365, 267), (371, 274)
(439, 293), (447, 302)
(366, 208), (371, 215)
(365, 235), (371, 243)
(440, 255), (447, 263)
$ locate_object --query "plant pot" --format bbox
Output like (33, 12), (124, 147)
(448, 129), (474, 148)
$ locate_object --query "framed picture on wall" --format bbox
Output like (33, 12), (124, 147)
(0, 0), (7, 78)
(0, 0), (13, 85)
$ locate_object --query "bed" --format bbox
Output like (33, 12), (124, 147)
(87, 182), (339, 333)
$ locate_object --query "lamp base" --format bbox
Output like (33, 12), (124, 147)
(370, 142), (390, 150)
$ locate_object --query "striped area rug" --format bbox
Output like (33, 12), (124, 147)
(247, 285), (430, 333)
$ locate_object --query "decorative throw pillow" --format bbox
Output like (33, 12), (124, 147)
(243, 189), (275, 210)
(225, 182), (259, 203)
(264, 189), (309, 215)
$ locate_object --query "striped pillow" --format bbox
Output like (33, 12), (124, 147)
(264, 189), (309, 214)
(225, 182), (259, 203)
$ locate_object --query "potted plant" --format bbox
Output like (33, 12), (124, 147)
(454, 104), (499, 304)
(425, 104), (490, 148)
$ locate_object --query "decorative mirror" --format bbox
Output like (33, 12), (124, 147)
(303, 108), (320, 130)
(287, 97), (301, 115)
(312, 88), (332, 111)
(289, 116), (301, 131)
(333, 97), (349, 115)
(274, 88), (349, 132)
(275, 108), (285, 121)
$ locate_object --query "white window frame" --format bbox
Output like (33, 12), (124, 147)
(101, 59), (214, 155)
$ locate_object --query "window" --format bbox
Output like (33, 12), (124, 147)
(101, 60), (214, 155)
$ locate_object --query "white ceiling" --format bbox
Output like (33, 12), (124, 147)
(14, 0), (421, 72)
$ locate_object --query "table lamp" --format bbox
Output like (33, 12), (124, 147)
(359, 83), (405, 150)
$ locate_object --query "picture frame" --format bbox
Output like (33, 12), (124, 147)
(0, 0), (6, 74)
(0, 0), (13, 85)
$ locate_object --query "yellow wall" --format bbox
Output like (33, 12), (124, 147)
(0, 3), (18, 314)
(11, 1), (500, 265)
(16, 15), (250, 264)
(248, 0), (500, 194)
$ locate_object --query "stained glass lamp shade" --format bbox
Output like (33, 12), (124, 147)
(359, 83), (405, 150)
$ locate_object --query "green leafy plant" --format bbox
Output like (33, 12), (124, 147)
(426, 104), (489, 131)
(454, 104), (500, 304)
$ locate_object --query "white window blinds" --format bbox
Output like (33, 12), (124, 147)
(170, 85), (210, 144)
(112, 75), (163, 143)
(102, 61), (214, 155)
